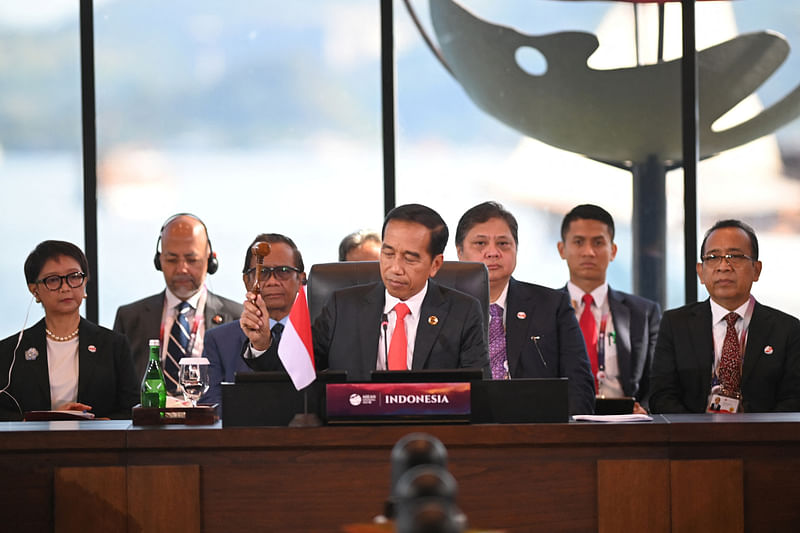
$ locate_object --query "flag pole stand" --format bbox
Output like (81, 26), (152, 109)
(289, 389), (322, 427)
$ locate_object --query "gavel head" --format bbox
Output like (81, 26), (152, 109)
(252, 241), (272, 263)
(243, 241), (272, 291)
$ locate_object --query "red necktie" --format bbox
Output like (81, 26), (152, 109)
(718, 312), (742, 396)
(388, 303), (411, 370)
(579, 294), (599, 392)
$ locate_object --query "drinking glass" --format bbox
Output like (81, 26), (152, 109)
(178, 357), (210, 407)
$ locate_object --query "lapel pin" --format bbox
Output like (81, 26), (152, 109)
(428, 315), (439, 326)
(88, 345), (97, 353)
(212, 314), (224, 325)
(25, 347), (38, 361)
(764, 345), (774, 355)
(516, 311), (526, 319)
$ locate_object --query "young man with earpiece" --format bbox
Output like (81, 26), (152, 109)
(113, 214), (241, 394)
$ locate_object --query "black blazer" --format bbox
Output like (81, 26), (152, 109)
(507, 278), (594, 415)
(113, 290), (242, 380)
(650, 299), (800, 413)
(312, 279), (489, 381)
(0, 318), (139, 420)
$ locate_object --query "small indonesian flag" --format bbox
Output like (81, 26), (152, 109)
(278, 284), (316, 390)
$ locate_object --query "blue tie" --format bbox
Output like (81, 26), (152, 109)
(165, 301), (191, 394)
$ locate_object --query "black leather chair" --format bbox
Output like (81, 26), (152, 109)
(307, 261), (490, 331)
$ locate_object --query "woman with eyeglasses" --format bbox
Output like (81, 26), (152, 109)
(0, 240), (139, 420)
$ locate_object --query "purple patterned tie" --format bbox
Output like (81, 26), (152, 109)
(489, 303), (508, 380)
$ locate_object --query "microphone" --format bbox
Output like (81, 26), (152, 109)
(381, 313), (389, 369)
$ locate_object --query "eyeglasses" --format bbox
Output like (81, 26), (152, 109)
(243, 266), (301, 284)
(35, 272), (87, 290)
(700, 254), (755, 268)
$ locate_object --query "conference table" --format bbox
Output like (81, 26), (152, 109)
(2, 413), (800, 532)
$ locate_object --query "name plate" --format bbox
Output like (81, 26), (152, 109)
(326, 382), (471, 423)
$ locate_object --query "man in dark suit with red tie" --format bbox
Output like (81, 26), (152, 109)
(313, 204), (489, 381)
(558, 204), (661, 413)
(456, 202), (595, 415)
(650, 220), (800, 413)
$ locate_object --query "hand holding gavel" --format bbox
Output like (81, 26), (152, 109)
(240, 241), (273, 350)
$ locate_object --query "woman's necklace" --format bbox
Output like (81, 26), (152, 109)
(46, 328), (79, 342)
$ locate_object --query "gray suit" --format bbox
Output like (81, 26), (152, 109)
(113, 290), (242, 380)
(605, 287), (661, 407)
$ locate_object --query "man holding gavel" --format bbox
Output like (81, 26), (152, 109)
(201, 233), (306, 405)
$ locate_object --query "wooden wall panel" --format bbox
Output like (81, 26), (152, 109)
(55, 466), (127, 533)
(597, 459), (670, 533)
(127, 465), (200, 533)
(671, 459), (743, 533)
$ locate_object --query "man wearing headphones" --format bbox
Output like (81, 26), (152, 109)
(113, 214), (242, 391)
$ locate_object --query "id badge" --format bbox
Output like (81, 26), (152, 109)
(707, 393), (740, 414)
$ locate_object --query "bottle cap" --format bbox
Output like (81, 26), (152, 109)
(149, 339), (160, 347)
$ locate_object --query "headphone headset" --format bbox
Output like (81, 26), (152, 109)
(153, 213), (219, 275)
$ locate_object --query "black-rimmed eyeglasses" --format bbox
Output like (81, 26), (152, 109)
(700, 254), (755, 268)
(244, 266), (301, 283)
(35, 272), (87, 290)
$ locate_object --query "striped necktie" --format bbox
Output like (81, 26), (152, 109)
(165, 301), (191, 394)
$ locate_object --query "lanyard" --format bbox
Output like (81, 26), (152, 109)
(159, 290), (207, 356)
(597, 315), (608, 371)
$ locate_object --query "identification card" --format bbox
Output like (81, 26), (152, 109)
(707, 392), (740, 414)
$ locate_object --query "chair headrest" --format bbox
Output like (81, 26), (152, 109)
(307, 261), (489, 329)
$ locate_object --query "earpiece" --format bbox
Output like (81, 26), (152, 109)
(153, 213), (219, 275)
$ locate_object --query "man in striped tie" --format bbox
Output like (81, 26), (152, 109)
(113, 214), (242, 389)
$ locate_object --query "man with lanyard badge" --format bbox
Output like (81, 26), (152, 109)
(651, 219), (800, 413)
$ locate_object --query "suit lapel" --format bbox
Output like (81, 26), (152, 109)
(412, 282), (448, 370)
(505, 278), (530, 376)
(607, 288), (632, 395)
(26, 320), (52, 406)
(359, 283), (385, 373)
(76, 319), (97, 401)
(691, 301), (715, 382)
(741, 301), (770, 386)
(204, 292), (222, 330)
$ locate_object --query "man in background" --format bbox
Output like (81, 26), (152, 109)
(456, 201), (594, 415)
(558, 204), (661, 413)
(113, 214), (241, 392)
(339, 229), (381, 261)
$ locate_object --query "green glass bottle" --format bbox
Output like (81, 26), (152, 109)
(140, 339), (166, 408)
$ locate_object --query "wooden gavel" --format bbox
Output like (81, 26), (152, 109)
(244, 241), (271, 295)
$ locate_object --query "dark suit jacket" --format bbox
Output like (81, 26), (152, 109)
(650, 299), (800, 413)
(562, 285), (662, 408)
(312, 280), (489, 381)
(113, 290), (242, 381)
(508, 278), (594, 415)
(0, 318), (139, 420)
(200, 319), (286, 405)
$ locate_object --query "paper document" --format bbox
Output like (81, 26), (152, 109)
(573, 414), (653, 422)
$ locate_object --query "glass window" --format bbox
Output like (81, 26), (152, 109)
(396, 0), (800, 315)
(0, 3), (82, 339)
(94, 0), (383, 328)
